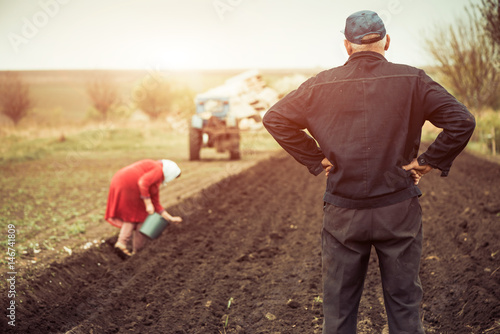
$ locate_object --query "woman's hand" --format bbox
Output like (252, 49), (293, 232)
(161, 211), (183, 224)
(169, 216), (183, 224)
(144, 198), (155, 215)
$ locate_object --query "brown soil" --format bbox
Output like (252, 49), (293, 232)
(3, 151), (274, 274)
(2, 150), (500, 334)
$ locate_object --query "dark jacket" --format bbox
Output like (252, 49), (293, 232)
(263, 51), (476, 209)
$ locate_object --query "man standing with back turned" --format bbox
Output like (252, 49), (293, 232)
(263, 10), (475, 334)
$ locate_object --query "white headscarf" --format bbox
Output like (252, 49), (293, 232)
(161, 160), (181, 185)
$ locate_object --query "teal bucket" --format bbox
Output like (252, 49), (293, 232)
(140, 213), (169, 239)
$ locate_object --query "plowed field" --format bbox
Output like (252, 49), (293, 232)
(2, 150), (500, 334)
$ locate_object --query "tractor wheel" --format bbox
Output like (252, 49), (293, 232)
(229, 132), (241, 160)
(189, 127), (202, 161)
(229, 149), (241, 160)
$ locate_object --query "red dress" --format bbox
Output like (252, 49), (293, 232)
(105, 160), (165, 228)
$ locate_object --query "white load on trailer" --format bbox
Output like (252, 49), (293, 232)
(189, 70), (279, 160)
(195, 69), (278, 121)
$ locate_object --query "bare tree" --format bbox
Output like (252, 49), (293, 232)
(0, 72), (32, 125)
(477, 0), (500, 47)
(86, 72), (119, 121)
(425, 7), (499, 113)
(133, 73), (172, 120)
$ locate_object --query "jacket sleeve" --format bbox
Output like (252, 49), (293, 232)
(263, 81), (325, 176)
(416, 71), (476, 176)
(150, 185), (164, 214)
(138, 167), (164, 198)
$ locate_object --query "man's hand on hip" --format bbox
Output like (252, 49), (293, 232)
(402, 158), (433, 185)
(322, 158), (334, 177)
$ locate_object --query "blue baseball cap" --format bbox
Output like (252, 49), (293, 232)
(343, 10), (386, 45)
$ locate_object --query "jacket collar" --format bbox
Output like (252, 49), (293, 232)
(344, 51), (387, 65)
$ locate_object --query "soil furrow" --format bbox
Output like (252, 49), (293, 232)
(2, 150), (499, 334)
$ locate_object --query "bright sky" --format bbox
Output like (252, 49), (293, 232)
(0, 0), (473, 70)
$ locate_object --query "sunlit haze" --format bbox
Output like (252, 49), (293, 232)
(0, 0), (473, 70)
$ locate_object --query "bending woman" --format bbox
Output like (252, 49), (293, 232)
(105, 159), (182, 256)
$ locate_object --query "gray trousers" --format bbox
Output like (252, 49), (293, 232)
(322, 197), (424, 334)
